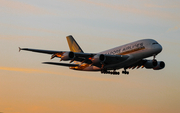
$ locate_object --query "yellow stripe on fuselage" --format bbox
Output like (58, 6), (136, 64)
(70, 46), (145, 70)
(118, 46), (145, 55)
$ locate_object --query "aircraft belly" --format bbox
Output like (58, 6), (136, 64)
(104, 55), (136, 70)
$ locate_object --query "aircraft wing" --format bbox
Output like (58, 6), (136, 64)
(19, 47), (129, 68)
(19, 47), (65, 54)
(19, 47), (95, 61)
(43, 62), (79, 67)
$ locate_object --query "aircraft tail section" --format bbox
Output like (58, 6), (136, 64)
(66, 35), (84, 53)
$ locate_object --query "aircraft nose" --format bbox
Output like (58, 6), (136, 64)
(156, 44), (162, 53)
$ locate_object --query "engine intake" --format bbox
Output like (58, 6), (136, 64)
(153, 61), (165, 70)
(144, 60), (158, 69)
(91, 54), (106, 64)
(61, 52), (75, 61)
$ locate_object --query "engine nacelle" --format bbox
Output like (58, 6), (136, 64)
(91, 54), (106, 64)
(61, 52), (75, 61)
(144, 60), (158, 69)
(153, 61), (165, 70)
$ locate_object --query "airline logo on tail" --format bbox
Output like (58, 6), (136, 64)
(66, 35), (84, 53)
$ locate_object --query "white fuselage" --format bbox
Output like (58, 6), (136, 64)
(71, 39), (162, 71)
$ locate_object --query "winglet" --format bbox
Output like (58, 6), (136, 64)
(18, 47), (21, 52)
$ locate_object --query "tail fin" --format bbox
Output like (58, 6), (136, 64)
(66, 35), (84, 53)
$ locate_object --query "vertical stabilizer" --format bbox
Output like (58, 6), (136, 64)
(66, 35), (84, 53)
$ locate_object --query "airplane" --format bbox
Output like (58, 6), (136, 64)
(19, 35), (165, 75)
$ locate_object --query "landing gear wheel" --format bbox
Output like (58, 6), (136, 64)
(122, 68), (129, 75)
(101, 69), (120, 75)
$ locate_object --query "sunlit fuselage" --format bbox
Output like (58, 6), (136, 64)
(72, 39), (162, 71)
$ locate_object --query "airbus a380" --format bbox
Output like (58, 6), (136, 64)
(19, 35), (165, 75)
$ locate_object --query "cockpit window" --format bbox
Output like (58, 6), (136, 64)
(152, 42), (158, 45)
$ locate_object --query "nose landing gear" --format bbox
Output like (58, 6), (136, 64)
(153, 54), (157, 61)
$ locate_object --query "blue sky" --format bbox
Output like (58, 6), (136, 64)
(0, 0), (180, 113)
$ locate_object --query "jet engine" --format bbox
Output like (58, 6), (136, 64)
(90, 54), (129, 67)
(144, 60), (158, 69)
(61, 52), (75, 61)
(153, 61), (165, 70)
(91, 54), (106, 64)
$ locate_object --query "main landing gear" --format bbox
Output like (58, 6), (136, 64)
(122, 71), (129, 75)
(101, 69), (120, 75)
(122, 68), (129, 75)
(101, 68), (130, 75)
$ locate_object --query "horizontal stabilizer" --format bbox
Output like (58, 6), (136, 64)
(42, 62), (79, 67)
